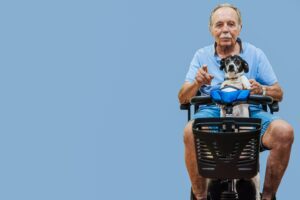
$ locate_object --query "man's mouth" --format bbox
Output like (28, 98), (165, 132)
(220, 37), (231, 40)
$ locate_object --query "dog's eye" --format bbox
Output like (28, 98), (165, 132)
(225, 59), (231, 65)
(234, 60), (241, 65)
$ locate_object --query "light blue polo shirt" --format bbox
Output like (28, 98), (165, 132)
(185, 39), (278, 111)
(185, 40), (277, 95)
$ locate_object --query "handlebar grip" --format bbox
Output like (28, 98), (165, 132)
(190, 96), (212, 105)
(247, 95), (273, 105)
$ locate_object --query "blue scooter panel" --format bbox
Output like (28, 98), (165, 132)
(210, 89), (250, 104)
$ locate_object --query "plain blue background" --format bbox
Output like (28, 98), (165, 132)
(0, 0), (299, 199)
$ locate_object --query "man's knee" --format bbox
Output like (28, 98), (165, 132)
(183, 121), (194, 145)
(268, 120), (294, 147)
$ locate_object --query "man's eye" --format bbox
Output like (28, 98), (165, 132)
(228, 22), (235, 27)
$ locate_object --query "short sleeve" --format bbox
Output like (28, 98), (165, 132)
(256, 48), (278, 86)
(185, 50), (202, 83)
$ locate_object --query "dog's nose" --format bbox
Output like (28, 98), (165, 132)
(228, 64), (235, 72)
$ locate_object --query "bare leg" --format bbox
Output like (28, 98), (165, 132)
(184, 121), (207, 200)
(261, 120), (294, 200)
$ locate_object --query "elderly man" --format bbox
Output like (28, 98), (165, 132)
(178, 3), (294, 200)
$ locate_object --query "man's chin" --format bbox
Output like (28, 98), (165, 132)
(218, 42), (235, 49)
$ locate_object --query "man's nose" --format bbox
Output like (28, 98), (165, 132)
(221, 24), (229, 32)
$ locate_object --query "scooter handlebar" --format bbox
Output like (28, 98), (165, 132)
(190, 95), (273, 106)
(247, 95), (273, 105)
(190, 96), (213, 105)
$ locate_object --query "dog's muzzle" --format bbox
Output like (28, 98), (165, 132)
(228, 64), (235, 72)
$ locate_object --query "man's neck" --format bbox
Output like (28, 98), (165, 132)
(216, 42), (241, 58)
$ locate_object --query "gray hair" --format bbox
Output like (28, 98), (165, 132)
(209, 3), (242, 28)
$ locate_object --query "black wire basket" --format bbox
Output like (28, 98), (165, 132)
(192, 117), (262, 179)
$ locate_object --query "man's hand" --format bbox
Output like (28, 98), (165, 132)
(249, 79), (263, 95)
(195, 65), (214, 86)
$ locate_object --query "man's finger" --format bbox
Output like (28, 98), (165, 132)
(202, 65), (208, 72)
(196, 73), (205, 83)
(204, 73), (211, 80)
(199, 73), (210, 84)
(250, 85), (257, 90)
(199, 69), (208, 76)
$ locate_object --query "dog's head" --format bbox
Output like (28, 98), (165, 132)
(220, 55), (249, 79)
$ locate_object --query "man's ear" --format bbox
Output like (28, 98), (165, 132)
(220, 59), (225, 71)
(237, 24), (242, 32)
(243, 60), (249, 73)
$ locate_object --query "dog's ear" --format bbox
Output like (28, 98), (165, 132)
(220, 59), (225, 71)
(242, 60), (249, 73)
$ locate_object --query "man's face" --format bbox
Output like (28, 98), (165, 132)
(210, 7), (241, 48)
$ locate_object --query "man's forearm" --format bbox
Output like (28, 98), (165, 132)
(264, 84), (283, 102)
(261, 82), (283, 102)
(178, 81), (201, 104)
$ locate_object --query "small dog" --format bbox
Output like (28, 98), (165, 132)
(219, 55), (251, 117)
(219, 55), (260, 200)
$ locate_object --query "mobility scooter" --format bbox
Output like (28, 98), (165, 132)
(180, 89), (278, 200)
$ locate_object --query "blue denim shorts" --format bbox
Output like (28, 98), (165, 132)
(192, 106), (280, 151)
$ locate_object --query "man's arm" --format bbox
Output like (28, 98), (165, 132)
(250, 80), (283, 102)
(263, 82), (283, 102)
(178, 65), (214, 104)
(178, 81), (201, 104)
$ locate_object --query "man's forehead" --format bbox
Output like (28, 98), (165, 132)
(211, 7), (239, 23)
